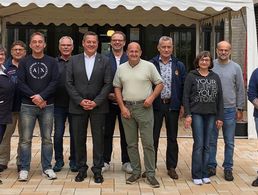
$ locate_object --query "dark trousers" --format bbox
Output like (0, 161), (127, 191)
(153, 104), (179, 170)
(0, 124), (6, 144)
(54, 106), (75, 163)
(103, 103), (129, 164)
(71, 112), (105, 174)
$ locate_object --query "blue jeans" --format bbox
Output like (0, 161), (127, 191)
(191, 114), (215, 179)
(19, 104), (54, 171)
(209, 107), (236, 171)
(54, 106), (75, 164)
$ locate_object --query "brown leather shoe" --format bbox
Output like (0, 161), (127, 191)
(167, 168), (178, 179)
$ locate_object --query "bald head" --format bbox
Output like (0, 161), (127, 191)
(127, 42), (142, 66)
(216, 40), (231, 64)
(217, 41), (231, 50)
(127, 42), (141, 51)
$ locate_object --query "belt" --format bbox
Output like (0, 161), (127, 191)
(161, 98), (171, 104)
(124, 100), (145, 105)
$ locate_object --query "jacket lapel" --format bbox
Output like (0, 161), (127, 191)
(89, 53), (101, 81)
(79, 53), (89, 81)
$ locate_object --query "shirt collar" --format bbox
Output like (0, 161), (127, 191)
(58, 55), (71, 62)
(84, 52), (97, 59)
(0, 66), (6, 75)
(159, 56), (172, 64)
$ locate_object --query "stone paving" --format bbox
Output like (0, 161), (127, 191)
(0, 134), (258, 195)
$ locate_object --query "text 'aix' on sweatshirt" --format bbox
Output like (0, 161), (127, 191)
(17, 55), (59, 105)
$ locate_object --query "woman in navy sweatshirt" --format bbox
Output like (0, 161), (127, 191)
(0, 46), (14, 144)
(0, 45), (15, 184)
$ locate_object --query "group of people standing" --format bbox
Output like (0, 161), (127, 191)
(0, 30), (256, 188)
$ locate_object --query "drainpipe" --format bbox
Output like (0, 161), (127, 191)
(196, 22), (200, 55)
(228, 11), (232, 44)
(0, 17), (6, 47)
(211, 17), (216, 58)
(0, 17), (2, 45)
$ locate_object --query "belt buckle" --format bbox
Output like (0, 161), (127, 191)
(162, 99), (170, 104)
(125, 100), (144, 105)
(131, 101), (137, 105)
(125, 101), (136, 105)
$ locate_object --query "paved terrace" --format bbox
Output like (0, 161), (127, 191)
(0, 122), (257, 195)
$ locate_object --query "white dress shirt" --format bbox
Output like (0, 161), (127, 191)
(84, 52), (96, 80)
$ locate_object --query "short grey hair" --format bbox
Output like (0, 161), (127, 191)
(59, 36), (74, 45)
(158, 36), (173, 45)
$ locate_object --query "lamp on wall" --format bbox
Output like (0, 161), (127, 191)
(107, 30), (115, 37)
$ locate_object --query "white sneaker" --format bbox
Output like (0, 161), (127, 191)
(18, 170), (28, 181)
(102, 162), (110, 173)
(193, 179), (203, 185)
(202, 178), (211, 184)
(43, 169), (57, 180)
(122, 162), (133, 174)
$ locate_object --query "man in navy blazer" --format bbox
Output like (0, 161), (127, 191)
(66, 31), (112, 183)
(150, 36), (186, 180)
(102, 31), (132, 173)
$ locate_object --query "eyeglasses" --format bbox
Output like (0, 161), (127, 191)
(111, 39), (124, 42)
(218, 49), (230, 53)
(200, 58), (210, 62)
(12, 48), (25, 52)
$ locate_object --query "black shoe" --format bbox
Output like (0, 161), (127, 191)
(146, 176), (160, 188)
(75, 171), (87, 182)
(70, 166), (78, 172)
(208, 167), (216, 177)
(126, 174), (140, 184)
(252, 177), (258, 186)
(142, 172), (146, 178)
(94, 173), (104, 183)
(0, 164), (7, 172)
(17, 165), (21, 173)
(224, 170), (234, 181)
(53, 161), (64, 172)
(69, 161), (78, 172)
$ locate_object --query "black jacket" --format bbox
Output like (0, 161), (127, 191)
(66, 53), (112, 114)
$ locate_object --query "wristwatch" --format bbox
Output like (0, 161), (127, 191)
(237, 108), (243, 112)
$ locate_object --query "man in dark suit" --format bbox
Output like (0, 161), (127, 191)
(66, 31), (112, 183)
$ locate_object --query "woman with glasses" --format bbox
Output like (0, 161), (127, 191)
(183, 51), (224, 185)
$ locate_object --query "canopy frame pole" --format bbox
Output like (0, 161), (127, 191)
(228, 11), (232, 45)
(246, 4), (258, 139)
(211, 17), (216, 58)
(196, 22), (200, 55)
(0, 17), (2, 45)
